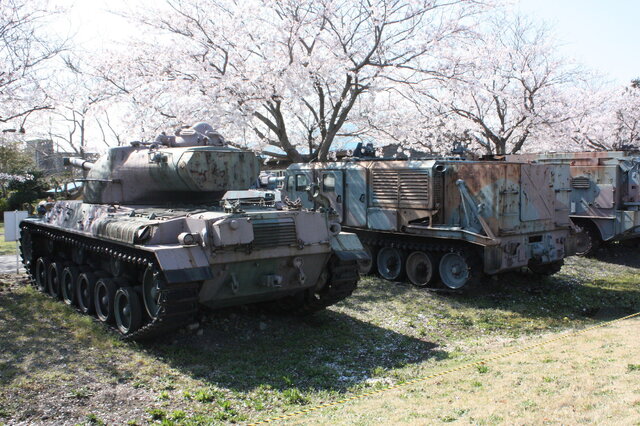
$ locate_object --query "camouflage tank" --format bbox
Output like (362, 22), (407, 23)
(19, 123), (367, 339)
(508, 151), (640, 255)
(285, 156), (577, 290)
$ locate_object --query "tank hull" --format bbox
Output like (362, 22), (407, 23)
(20, 201), (365, 339)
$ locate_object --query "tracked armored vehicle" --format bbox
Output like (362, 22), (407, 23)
(508, 151), (640, 255)
(20, 123), (366, 339)
(285, 157), (576, 290)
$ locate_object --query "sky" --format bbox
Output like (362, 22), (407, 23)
(517, 0), (640, 84)
(52, 0), (640, 86)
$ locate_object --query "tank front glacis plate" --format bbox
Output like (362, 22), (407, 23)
(197, 251), (331, 309)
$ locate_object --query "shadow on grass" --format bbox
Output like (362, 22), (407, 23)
(455, 271), (640, 321)
(592, 242), (640, 269)
(348, 253), (640, 327)
(147, 307), (446, 394)
(0, 283), (447, 397)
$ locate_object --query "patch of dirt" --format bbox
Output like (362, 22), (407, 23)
(0, 273), (28, 293)
(9, 381), (159, 425)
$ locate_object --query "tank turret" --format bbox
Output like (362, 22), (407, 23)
(66, 122), (260, 204)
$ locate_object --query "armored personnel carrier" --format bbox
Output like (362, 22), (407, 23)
(508, 151), (640, 255)
(285, 157), (576, 290)
(19, 123), (366, 339)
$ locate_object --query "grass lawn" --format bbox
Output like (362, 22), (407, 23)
(0, 223), (19, 255)
(0, 245), (639, 424)
(297, 316), (640, 425)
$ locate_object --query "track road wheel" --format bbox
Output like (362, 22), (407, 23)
(439, 250), (481, 290)
(376, 247), (406, 281)
(77, 272), (98, 315)
(529, 260), (564, 276)
(114, 287), (143, 335)
(35, 257), (50, 292)
(357, 244), (377, 275)
(61, 266), (80, 306)
(575, 224), (601, 256)
(142, 266), (162, 318)
(94, 278), (118, 323)
(406, 251), (436, 288)
(47, 262), (63, 299)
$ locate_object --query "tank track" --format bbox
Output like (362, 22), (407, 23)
(19, 222), (199, 341)
(357, 232), (467, 254)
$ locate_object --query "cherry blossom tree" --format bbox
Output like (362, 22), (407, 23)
(422, 14), (580, 155)
(564, 80), (640, 151)
(99, 0), (489, 161)
(40, 57), (123, 157)
(0, 0), (66, 133)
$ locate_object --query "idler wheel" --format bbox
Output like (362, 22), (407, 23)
(94, 278), (118, 323)
(114, 287), (143, 335)
(142, 266), (162, 318)
(19, 228), (33, 265)
(357, 243), (377, 275)
(76, 272), (98, 315)
(439, 251), (480, 290)
(376, 247), (406, 281)
(406, 251), (436, 288)
(574, 223), (601, 257)
(61, 266), (80, 306)
(47, 261), (63, 299)
(35, 257), (50, 292)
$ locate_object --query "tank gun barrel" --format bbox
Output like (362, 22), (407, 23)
(64, 157), (94, 171)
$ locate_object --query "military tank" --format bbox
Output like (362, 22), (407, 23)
(19, 123), (367, 339)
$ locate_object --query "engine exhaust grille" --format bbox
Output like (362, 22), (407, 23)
(398, 171), (430, 208)
(252, 218), (297, 248)
(371, 169), (398, 205)
(371, 169), (431, 208)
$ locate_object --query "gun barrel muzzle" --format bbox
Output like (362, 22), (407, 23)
(64, 157), (94, 171)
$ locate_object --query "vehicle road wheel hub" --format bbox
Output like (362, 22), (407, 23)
(376, 247), (406, 281)
(439, 252), (471, 290)
(405, 251), (435, 288)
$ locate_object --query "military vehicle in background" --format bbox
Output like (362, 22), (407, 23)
(223, 172), (283, 207)
(285, 156), (577, 290)
(19, 122), (366, 339)
(508, 151), (640, 255)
